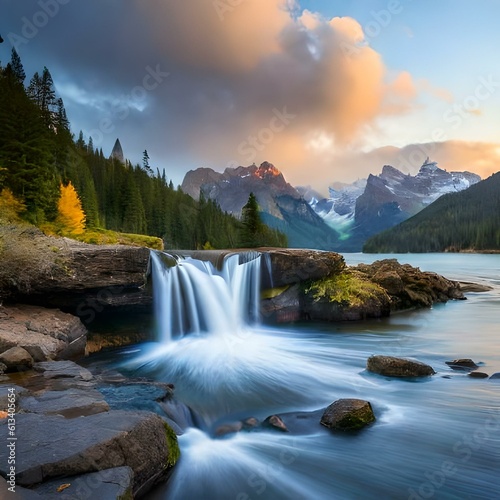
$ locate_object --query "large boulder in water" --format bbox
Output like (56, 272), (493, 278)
(354, 259), (464, 310)
(367, 355), (435, 377)
(320, 399), (375, 431)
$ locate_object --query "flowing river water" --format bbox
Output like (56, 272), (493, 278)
(102, 253), (500, 499)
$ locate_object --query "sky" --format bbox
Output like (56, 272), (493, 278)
(1, 0), (500, 194)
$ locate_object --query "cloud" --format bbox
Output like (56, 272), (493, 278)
(3, 0), (483, 192)
(300, 140), (500, 193)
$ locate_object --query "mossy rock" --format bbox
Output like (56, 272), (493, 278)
(164, 422), (180, 467)
(320, 399), (376, 431)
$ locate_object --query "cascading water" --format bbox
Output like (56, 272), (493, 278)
(132, 251), (356, 421)
(150, 251), (262, 342)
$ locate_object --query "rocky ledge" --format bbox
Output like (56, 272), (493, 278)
(261, 253), (465, 323)
(1, 237), (475, 331)
(0, 227), (151, 312)
(0, 360), (181, 498)
(0, 304), (87, 364)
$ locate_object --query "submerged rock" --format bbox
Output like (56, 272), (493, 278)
(215, 422), (244, 437)
(468, 371), (489, 379)
(445, 359), (478, 371)
(367, 355), (435, 377)
(262, 414), (289, 432)
(489, 372), (500, 380)
(320, 399), (375, 431)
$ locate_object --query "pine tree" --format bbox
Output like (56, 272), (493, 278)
(27, 67), (57, 128)
(6, 48), (25, 86)
(56, 181), (86, 235)
(239, 192), (262, 247)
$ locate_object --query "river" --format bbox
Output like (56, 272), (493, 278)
(103, 253), (500, 500)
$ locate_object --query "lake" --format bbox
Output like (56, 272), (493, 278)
(100, 253), (500, 500)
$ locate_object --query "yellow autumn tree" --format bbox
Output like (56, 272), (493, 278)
(57, 182), (86, 235)
(0, 188), (26, 223)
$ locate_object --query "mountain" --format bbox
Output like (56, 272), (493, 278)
(363, 172), (500, 253)
(308, 159), (481, 251)
(182, 162), (340, 249)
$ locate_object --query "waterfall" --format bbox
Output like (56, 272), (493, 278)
(150, 251), (262, 343)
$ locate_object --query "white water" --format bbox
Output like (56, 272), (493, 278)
(135, 252), (362, 420)
(131, 253), (500, 500)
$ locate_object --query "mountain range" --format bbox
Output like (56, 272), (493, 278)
(182, 162), (340, 249)
(363, 171), (500, 252)
(304, 159), (481, 250)
(182, 159), (481, 251)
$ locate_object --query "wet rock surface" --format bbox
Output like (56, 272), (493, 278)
(367, 355), (436, 377)
(320, 399), (376, 431)
(0, 360), (181, 497)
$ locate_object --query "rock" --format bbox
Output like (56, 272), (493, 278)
(35, 360), (94, 382)
(445, 359), (478, 370)
(367, 355), (435, 377)
(320, 399), (375, 431)
(1, 231), (151, 311)
(262, 414), (288, 432)
(0, 346), (33, 371)
(0, 363), (6, 375)
(0, 410), (179, 496)
(32, 466), (134, 500)
(1, 476), (45, 499)
(263, 249), (346, 288)
(215, 422), (243, 437)
(242, 417), (260, 430)
(0, 305), (87, 361)
(489, 372), (500, 380)
(458, 282), (493, 293)
(468, 372), (489, 379)
(355, 259), (464, 310)
(19, 388), (110, 418)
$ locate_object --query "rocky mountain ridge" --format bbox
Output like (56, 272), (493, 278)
(307, 159), (481, 250)
(182, 162), (339, 249)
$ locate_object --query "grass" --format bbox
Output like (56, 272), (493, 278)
(40, 224), (163, 250)
(305, 271), (386, 307)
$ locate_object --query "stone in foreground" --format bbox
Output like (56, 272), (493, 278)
(367, 355), (435, 377)
(0, 346), (33, 371)
(321, 399), (375, 431)
(0, 410), (179, 496)
(33, 466), (134, 500)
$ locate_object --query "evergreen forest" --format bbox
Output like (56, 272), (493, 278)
(0, 49), (286, 250)
(363, 172), (500, 253)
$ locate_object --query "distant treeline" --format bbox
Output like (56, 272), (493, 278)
(0, 49), (286, 249)
(363, 172), (500, 253)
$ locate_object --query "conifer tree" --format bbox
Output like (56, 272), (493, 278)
(6, 48), (25, 86)
(239, 192), (262, 247)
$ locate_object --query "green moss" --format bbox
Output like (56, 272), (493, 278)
(305, 271), (385, 307)
(261, 285), (290, 299)
(117, 489), (134, 500)
(74, 228), (163, 250)
(163, 422), (181, 468)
